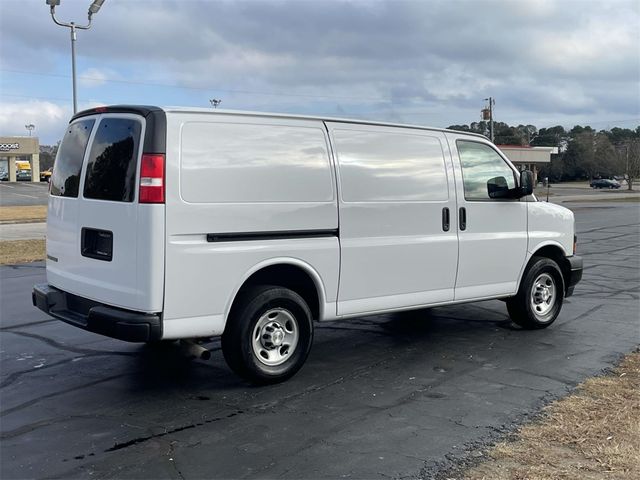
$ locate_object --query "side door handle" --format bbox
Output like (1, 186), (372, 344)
(459, 207), (467, 231)
(442, 207), (450, 232)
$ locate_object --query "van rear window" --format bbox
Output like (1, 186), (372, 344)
(83, 118), (142, 202)
(50, 119), (95, 198)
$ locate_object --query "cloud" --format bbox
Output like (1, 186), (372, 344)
(0, 99), (105, 144)
(0, 0), (638, 144)
(78, 68), (112, 88)
(0, 100), (69, 141)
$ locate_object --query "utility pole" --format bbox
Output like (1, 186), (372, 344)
(616, 144), (631, 190)
(625, 146), (629, 190)
(482, 97), (495, 143)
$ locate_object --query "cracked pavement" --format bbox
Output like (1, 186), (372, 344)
(1, 202), (638, 479)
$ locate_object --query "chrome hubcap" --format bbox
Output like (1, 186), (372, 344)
(252, 308), (298, 366)
(530, 273), (556, 318)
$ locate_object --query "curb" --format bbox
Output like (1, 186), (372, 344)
(0, 219), (47, 225)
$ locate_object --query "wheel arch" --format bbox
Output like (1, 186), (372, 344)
(522, 242), (571, 294)
(224, 258), (327, 330)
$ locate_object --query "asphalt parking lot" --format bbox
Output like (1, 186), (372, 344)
(0, 182), (49, 206)
(1, 201), (639, 479)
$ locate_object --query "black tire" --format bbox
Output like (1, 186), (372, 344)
(506, 256), (564, 329)
(222, 285), (313, 384)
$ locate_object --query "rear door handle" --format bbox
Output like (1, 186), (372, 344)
(442, 207), (450, 232)
(459, 207), (467, 231)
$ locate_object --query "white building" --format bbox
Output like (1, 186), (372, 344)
(0, 136), (41, 182)
(497, 145), (558, 184)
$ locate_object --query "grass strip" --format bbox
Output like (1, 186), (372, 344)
(465, 350), (640, 479)
(0, 205), (47, 223)
(0, 239), (46, 264)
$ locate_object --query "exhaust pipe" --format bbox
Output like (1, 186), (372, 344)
(179, 340), (211, 360)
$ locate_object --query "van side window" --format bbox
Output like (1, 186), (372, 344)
(50, 119), (95, 198)
(334, 129), (448, 202)
(457, 141), (516, 201)
(83, 118), (142, 202)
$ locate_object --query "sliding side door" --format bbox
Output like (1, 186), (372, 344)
(327, 123), (458, 316)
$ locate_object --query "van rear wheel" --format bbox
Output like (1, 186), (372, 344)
(506, 256), (564, 329)
(222, 286), (313, 384)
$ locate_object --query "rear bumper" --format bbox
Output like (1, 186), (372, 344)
(565, 255), (583, 297)
(32, 284), (162, 343)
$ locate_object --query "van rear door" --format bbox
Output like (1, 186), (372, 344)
(46, 111), (165, 313)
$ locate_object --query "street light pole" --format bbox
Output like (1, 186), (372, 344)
(70, 24), (78, 114)
(46, 0), (106, 114)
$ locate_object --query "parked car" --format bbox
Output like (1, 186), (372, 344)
(0, 170), (7, 181)
(33, 105), (583, 384)
(590, 179), (621, 189)
(16, 169), (32, 181)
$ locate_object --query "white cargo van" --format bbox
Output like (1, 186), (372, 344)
(33, 106), (583, 383)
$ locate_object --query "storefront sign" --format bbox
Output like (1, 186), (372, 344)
(0, 143), (20, 152)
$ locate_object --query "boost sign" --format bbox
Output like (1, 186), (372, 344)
(0, 143), (20, 152)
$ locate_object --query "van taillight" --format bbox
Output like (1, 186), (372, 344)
(139, 154), (165, 204)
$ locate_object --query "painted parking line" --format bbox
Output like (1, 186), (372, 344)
(12, 193), (40, 199)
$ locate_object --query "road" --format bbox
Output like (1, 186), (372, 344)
(0, 182), (49, 207)
(1, 202), (638, 479)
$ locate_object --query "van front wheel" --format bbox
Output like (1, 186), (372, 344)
(222, 286), (313, 384)
(506, 257), (564, 329)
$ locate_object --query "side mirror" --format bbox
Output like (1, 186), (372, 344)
(487, 171), (534, 199)
(487, 176), (510, 198)
(520, 170), (534, 196)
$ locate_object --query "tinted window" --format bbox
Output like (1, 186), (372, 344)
(50, 119), (95, 197)
(84, 118), (142, 202)
(334, 129), (448, 202)
(457, 141), (516, 200)
(181, 122), (333, 203)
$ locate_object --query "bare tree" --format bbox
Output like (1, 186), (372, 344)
(625, 139), (640, 190)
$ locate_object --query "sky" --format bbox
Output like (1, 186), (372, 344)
(0, 0), (639, 145)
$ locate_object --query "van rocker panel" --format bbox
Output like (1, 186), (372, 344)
(32, 283), (162, 343)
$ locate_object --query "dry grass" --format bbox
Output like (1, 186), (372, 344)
(0, 239), (46, 264)
(465, 351), (640, 480)
(0, 205), (47, 223)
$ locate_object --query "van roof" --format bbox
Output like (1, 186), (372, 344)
(71, 105), (488, 140)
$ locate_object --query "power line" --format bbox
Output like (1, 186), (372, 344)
(5, 70), (638, 128)
(0, 68), (387, 102)
(0, 92), (424, 119)
(0, 93), (75, 103)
